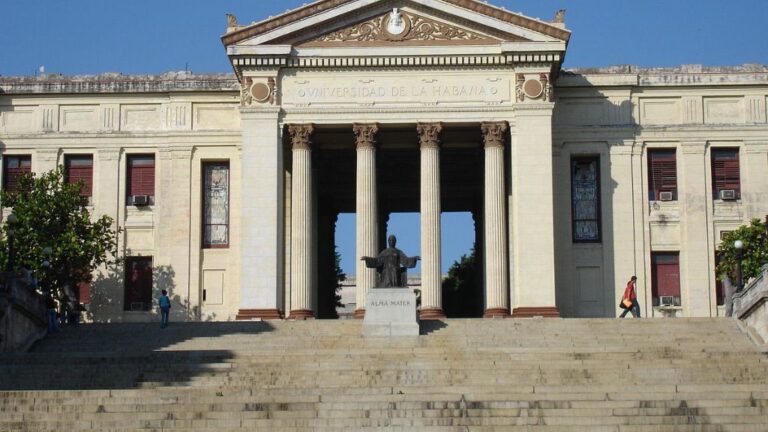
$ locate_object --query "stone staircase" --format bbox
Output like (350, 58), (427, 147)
(1, 318), (767, 431)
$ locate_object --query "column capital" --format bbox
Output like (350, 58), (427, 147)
(288, 123), (315, 150)
(417, 122), (443, 149)
(353, 123), (380, 149)
(481, 121), (509, 149)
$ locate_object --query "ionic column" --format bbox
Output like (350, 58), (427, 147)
(289, 124), (315, 319)
(353, 123), (380, 319)
(417, 123), (445, 319)
(481, 122), (510, 318)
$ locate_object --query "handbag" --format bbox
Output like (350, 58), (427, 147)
(621, 298), (633, 309)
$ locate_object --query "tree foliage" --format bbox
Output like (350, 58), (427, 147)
(716, 218), (768, 282)
(0, 167), (120, 300)
(441, 245), (480, 317)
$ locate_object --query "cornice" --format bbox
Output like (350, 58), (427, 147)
(221, 0), (569, 47)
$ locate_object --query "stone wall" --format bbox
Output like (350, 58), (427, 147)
(0, 275), (47, 352)
(733, 264), (768, 350)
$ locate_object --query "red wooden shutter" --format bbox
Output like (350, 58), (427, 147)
(127, 156), (155, 197)
(712, 149), (740, 198)
(648, 150), (677, 200)
(65, 156), (93, 197)
(77, 281), (91, 305)
(4, 156), (31, 192)
(651, 252), (681, 304)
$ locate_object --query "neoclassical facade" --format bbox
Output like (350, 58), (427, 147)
(1, 0), (767, 321)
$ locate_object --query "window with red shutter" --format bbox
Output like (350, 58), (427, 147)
(3, 155), (32, 193)
(648, 149), (677, 201)
(124, 257), (153, 311)
(65, 155), (93, 197)
(127, 155), (155, 205)
(711, 148), (740, 199)
(651, 252), (681, 306)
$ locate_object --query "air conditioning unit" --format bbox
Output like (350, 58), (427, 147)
(659, 296), (676, 307)
(132, 195), (150, 206)
(719, 189), (737, 201)
(659, 191), (674, 201)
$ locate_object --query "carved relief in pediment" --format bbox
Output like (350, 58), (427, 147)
(299, 8), (503, 47)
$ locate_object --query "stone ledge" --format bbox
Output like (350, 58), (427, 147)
(558, 64), (768, 87)
(0, 71), (239, 95)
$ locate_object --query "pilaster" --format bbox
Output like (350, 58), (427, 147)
(680, 141), (712, 316)
(417, 122), (445, 320)
(510, 103), (559, 318)
(481, 121), (510, 318)
(353, 123), (380, 319)
(236, 107), (285, 320)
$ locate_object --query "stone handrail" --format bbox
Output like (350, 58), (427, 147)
(0, 273), (47, 352)
(733, 264), (768, 351)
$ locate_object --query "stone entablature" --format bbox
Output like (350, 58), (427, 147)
(0, 72), (238, 94)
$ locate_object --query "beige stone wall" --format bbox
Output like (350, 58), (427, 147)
(0, 83), (243, 322)
(554, 65), (768, 318)
(2, 64), (766, 321)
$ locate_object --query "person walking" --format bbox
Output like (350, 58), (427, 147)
(159, 289), (171, 328)
(45, 294), (59, 333)
(620, 276), (641, 318)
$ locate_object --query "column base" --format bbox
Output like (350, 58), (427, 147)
(419, 308), (446, 320)
(512, 307), (560, 318)
(353, 308), (365, 319)
(236, 309), (283, 320)
(288, 309), (315, 320)
(483, 308), (511, 318)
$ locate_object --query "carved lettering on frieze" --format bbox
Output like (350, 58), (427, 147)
(312, 9), (487, 44)
(353, 123), (380, 149)
(481, 122), (508, 149)
(288, 124), (315, 150)
(416, 122), (443, 149)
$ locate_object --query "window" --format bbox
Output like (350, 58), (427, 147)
(711, 148), (740, 200)
(124, 257), (153, 311)
(202, 161), (230, 248)
(127, 155), (155, 205)
(3, 155), (32, 192)
(65, 155), (93, 198)
(76, 281), (91, 305)
(651, 252), (681, 306)
(571, 157), (601, 242)
(648, 149), (677, 201)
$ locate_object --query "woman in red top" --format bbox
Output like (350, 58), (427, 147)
(620, 276), (640, 318)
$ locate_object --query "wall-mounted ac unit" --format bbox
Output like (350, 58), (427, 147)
(719, 189), (737, 201)
(132, 195), (150, 206)
(659, 191), (674, 201)
(659, 296), (676, 307)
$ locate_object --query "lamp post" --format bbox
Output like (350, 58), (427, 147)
(41, 246), (52, 294)
(734, 239), (744, 293)
(5, 212), (18, 273)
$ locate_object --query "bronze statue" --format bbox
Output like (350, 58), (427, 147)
(361, 235), (420, 288)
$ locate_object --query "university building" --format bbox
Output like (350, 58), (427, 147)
(1, 0), (766, 321)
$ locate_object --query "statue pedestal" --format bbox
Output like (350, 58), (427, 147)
(363, 288), (419, 337)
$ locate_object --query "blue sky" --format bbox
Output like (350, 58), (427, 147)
(2, 0), (767, 275)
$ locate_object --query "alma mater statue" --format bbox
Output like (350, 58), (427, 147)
(361, 235), (420, 288)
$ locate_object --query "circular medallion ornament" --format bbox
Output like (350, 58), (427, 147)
(523, 79), (544, 99)
(250, 82), (272, 103)
(383, 8), (411, 40)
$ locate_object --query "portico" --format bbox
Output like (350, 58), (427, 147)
(226, 0), (567, 320)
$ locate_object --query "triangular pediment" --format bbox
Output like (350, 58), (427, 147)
(223, 0), (570, 49)
(293, 7), (513, 47)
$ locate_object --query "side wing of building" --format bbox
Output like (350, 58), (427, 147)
(553, 65), (768, 318)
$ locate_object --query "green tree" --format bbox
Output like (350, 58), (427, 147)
(441, 245), (480, 317)
(0, 167), (120, 301)
(716, 218), (768, 283)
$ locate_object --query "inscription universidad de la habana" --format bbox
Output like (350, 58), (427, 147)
(296, 84), (500, 99)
